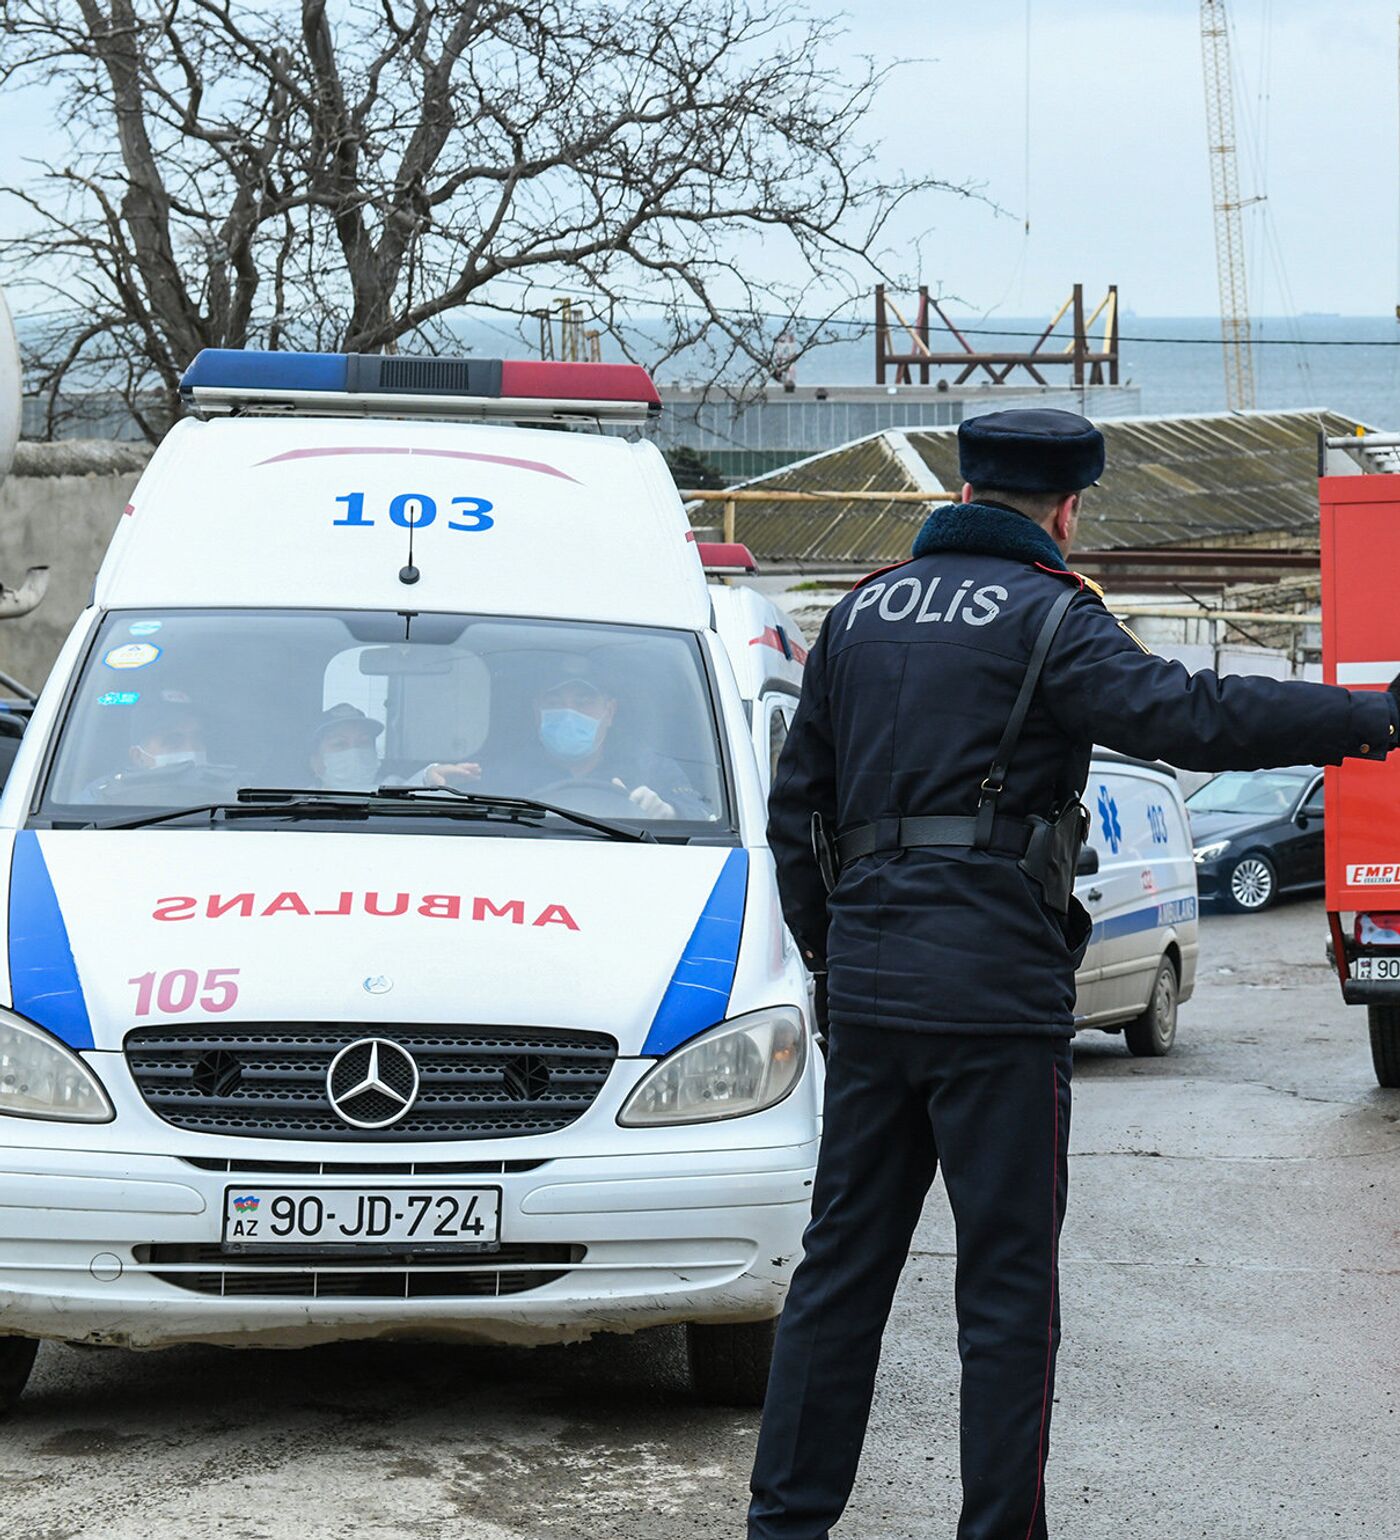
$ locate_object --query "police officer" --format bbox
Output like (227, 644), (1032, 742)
(750, 408), (1400, 1540)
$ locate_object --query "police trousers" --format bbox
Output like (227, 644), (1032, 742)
(748, 1025), (1073, 1540)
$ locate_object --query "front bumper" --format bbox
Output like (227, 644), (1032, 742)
(1341, 978), (1400, 1006)
(0, 1140), (817, 1349)
(1194, 859), (1225, 900)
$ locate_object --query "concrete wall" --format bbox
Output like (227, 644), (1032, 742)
(0, 444), (149, 690)
(0, 294), (19, 486)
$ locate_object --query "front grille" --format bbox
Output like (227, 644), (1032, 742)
(136, 1242), (584, 1299)
(125, 1023), (617, 1141)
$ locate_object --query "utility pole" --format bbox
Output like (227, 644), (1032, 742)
(1200, 0), (1257, 411)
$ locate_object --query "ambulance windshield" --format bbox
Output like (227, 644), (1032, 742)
(39, 610), (730, 833)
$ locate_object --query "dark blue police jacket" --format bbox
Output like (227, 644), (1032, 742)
(769, 501), (1399, 1036)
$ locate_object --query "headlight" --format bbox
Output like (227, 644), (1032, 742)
(618, 1007), (807, 1127)
(1193, 840), (1231, 864)
(0, 1013), (113, 1122)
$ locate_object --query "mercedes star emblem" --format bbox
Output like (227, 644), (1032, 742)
(326, 1038), (420, 1129)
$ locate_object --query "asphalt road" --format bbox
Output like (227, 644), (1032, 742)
(3, 896), (1398, 1540)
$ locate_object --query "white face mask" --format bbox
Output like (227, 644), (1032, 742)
(320, 746), (379, 789)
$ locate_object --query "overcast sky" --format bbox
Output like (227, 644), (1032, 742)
(852, 0), (1399, 318)
(0, 0), (1396, 322)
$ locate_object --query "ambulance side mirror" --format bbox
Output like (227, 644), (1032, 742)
(1076, 845), (1100, 876)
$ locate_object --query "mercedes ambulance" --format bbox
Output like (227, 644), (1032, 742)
(0, 352), (819, 1410)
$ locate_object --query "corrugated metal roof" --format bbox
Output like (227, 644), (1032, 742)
(716, 409), (1361, 566)
(700, 430), (934, 566)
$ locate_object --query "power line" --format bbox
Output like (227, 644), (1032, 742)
(12, 290), (1400, 348)
(808, 324), (1400, 347)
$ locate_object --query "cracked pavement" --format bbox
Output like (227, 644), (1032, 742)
(2, 896), (1397, 1539)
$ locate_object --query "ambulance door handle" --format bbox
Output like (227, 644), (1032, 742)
(1086, 887), (1103, 903)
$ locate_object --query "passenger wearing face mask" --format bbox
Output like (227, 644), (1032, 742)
(309, 702), (493, 796)
(309, 704), (385, 791)
(78, 702), (211, 802)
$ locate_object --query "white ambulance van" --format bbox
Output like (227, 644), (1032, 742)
(1073, 753), (1199, 1056)
(0, 352), (820, 1409)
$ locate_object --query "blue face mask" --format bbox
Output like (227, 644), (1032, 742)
(539, 707), (601, 761)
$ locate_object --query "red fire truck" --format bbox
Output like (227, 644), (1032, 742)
(1320, 431), (1400, 1088)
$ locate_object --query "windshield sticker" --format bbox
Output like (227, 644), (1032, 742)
(97, 691), (140, 706)
(104, 642), (162, 670)
(128, 620), (162, 636)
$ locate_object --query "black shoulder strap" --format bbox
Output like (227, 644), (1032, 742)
(973, 585), (1079, 849)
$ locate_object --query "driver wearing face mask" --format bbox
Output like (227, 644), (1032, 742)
(424, 665), (709, 820)
(535, 674), (696, 816)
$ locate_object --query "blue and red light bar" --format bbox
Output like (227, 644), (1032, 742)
(179, 349), (661, 425)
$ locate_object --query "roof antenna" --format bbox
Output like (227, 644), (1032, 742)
(399, 498), (421, 586)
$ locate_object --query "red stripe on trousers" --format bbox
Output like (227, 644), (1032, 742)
(1023, 1053), (1060, 1540)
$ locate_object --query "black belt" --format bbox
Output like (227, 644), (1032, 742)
(834, 814), (1034, 868)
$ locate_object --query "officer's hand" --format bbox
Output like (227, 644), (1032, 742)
(425, 761), (482, 787)
(615, 779), (676, 819)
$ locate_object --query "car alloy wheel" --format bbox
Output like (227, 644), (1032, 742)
(1228, 855), (1275, 911)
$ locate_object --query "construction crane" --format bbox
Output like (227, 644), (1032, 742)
(1200, 0), (1256, 411)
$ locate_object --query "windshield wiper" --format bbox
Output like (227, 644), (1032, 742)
(85, 785), (652, 842)
(372, 785), (654, 843)
(85, 791), (378, 832)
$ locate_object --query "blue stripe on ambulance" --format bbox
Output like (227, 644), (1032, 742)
(642, 848), (748, 1056)
(8, 829), (93, 1049)
(1089, 895), (1198, 944)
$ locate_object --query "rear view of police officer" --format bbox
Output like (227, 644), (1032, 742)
(750, 409), (1400, 1540)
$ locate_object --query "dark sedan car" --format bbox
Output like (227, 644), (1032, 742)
(1186, 765), (1324, 911)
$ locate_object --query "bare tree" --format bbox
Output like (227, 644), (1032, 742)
(0, 0), (961, 438)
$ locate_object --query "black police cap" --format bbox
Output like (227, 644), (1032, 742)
(958, 408), (1105, 493)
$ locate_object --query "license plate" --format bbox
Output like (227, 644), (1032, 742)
(222, 1185), (501, 1253)
(1352, 956), (1400, 981)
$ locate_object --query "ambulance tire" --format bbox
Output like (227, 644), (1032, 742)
(686, 1317), (776, 1406)
(1125, 955), (1178, 1057)
(1222, 852), (1276, 912)
(1367, 1004), (1400, 1089)
(0, 1338), (38, 1416)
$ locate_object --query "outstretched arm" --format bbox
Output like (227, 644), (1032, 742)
(1043, 591), (1399, 769)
